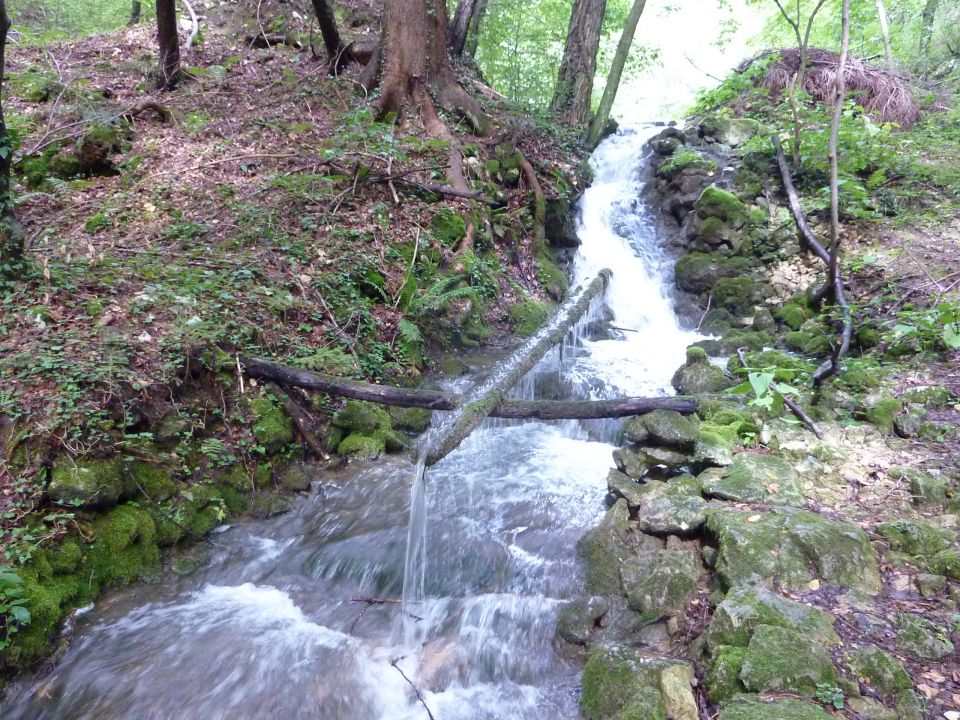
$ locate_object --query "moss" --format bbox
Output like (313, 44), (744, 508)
(674, 253), (751, 295)
(249, 397), (295, 453)
(388, 406), (432, 433)
(580, 646), (667, 720)
(431, 207), (467, 247)
(849, 645), (912, 695)
(332, 400), (391, 434)
(659, 149), (717, 180)
(39, 541), (83, 575)
(217, 485), (251, 515)
(576, 499), (636, 596)
(700, 308), (736, 335)
(534, 248), (569, 301)
(713, 277), (770, 315)
(215, 464), (253, 493)
(686, 346), (708, 364)
(785, 330), (831, 356)
(623, 549), (700, 616)
(731, 350), (812, 380)
(47, 457), (129, 509)
(775, 303), (809, 330)
(338, 432), (386, 459)
(249, 493), (291, 519)
(87, 504), (160, 586)
(696, 186), (748, 225)
(508, 299), (552, 337)
(701, 453), (803, 505)
(896, 614), (955, 660)
(129, 460), (177, 501)
(864, 396), (904, 434)
(12, 568), (88, 665)
(707, 646), (747, 703)
(927, 549), (960, 579)
(717, 696), (831, 720)
(876, 519), (955, 558)
(739, 624), (837, 694)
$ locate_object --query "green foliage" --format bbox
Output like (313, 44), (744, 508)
(0, 565), (31, 650)
(10, 0), (156, 41)
(689, 55), (776, 116)
(884, 301), (960, 352)
(814, 682), (845, 710)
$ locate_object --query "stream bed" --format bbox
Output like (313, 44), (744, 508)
(3, 127), (698, 720)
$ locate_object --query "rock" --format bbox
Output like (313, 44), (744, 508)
(699, 116), (762, 147)
(707, 507), (881, 593)
(896, 613), (955, 660)
(657, 149), (718, 181)
(863, 394), (904, 434)
(916, 572), (947, 596)
(607, 469), (650, 507)
(894, 689), (924, 720)
(338, 432), (387, 459)
(845, 698), (898, 720)
(579, 645), (667, 720)
(249, 396), (294, 454)
(577, 499), (661, 596)
(622, 416), (650, 444)
(635, 443), (691, 470)
(704, 584), (839, 650)
(889, 466), (949, 508)
(48, 457), (130, 509)
(387, 406), (432, 433)
(249, 493), (292, 519)
(691, 432), (734, 470)
(129, 460), (177, 501)
(674, 252), (751, 295)
(332, 400), (390, 434)
(700, 453), (803, 505)
(557, 596), (609, 645)
(717, 695), (832, 720)
(876, 519), (956, 557)
(849, 645), (913, 695)
(739, 624), (837, 694)
(279, 463), (312, 491)
(660, 664), (698, 720)
(636, 410), (700, 451)
(712, 276), (774, 315)
(706, 645), (747, 703)
(154, 410), (191, 445)
(545, 197), (581, 249)
(634, 475), (707, 534)
(613, 446), (649, 480)
(928, 549), (960, 579)
(621, 548), (700, 617)
(672, 348), (734, 395)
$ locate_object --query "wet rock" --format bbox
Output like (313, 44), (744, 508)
(279, 463), (312, 491)
(634, 475), (707, 534)
(634, 409), (700, 451)
(659, 663), (698, 720)
(622, 416), (650, 444)
(739, 624), (837, 694)
(895, 613), (955, 660)
(621, 548), (700, 617)
(704, 584), (839, 650)
(249, 493), (291, 519)
(48, 457), (130, 509)
(876, 519), (956, 557)
(557, 596), (609, 645)
(579, 646), (667, 720)
(613, 446), (649, 480)
(700, 453), (803, 505)
(635, 443), (691, 470)
(707, 507), (881, 593)
(607, 469), (650, 507)
(673, 252), (751, 295)
(672, 347), (734, 395)
(849, 645), (913, 695)
(545, 196), (581, 249)
(717, 695), (831, 720)
(657, 149), (718, 181)
(577, 499), (663, 596)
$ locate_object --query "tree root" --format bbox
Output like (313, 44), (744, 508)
(123, 99), (173, 123)
(518, 153), (546, 247)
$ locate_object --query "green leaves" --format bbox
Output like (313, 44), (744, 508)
(0, 564), (32, 650)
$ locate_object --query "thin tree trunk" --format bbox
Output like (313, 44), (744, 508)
(129, 0), (142, 25)
(310, 0), (353, 74)
(462, 0), (487, 61)
(449, 0), (477, 57)
(585, 0), (647, 148)
(0, 0), (24, 275)
(155, 0), (180, 90)
(920, 0), (940, 55)
(875, 0), (893, 67)
(551, 0), (607, 127)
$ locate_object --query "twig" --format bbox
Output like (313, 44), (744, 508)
(696, 294), (713, 333)
(391, 657), (437, 720)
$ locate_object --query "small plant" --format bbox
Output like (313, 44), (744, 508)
(815, 682), (845, 710)
(0, 565), (31, 650)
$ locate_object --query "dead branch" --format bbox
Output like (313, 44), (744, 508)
(736, 348), (823, 438)
(123, 99), (172, 123)
(265, 382), (329, 460)
(771, 135), (831, 265)
(391, 657), (437, 720)
(181, 0), (199, 49)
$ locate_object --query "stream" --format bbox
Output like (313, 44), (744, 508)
(3, 127), (698, 720)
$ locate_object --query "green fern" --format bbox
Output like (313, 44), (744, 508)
(405, 274), (476, 317)
(395, 318), (424, 367)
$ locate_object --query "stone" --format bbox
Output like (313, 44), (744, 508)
(699, 116), (762, 147)
(674, 252), (751, 295)
(916, 572), (947, 596)
(849, 645), (913, 695)
(129, 460), (177, 501)
(613, 446), (649, 480)
(48, 457), (129, 509)
(637, 410), (700, 451)
(706, 645), (747, 703)
(580, 645), (668, 720)
(331, 400), (390, 434)
(845, 698), (898, 720)
(672, 351), (734, 395)
(154, 410), (192, 445)
(895, 614), (955, 660)
(717, 695), (831, 720)
(704, 584), (839, 650)
(700, 453), (803, 505)
(876, 519), (956, 558)
(659, 664), (698, 720)
(635, 444), (691, 470)
(557, 596), (609, 645)
(249, 396), (294, 454)
(691, 432), (734, 470)
(279, 463), (312, 491)
(897, 467), (949, 508)
(577, 499), (662, 596)
(739, 624), (837, 694)
(635, 476), (707, 535)
(707, 507), (881, 593)
(621, 548), (700, 617)
(894, 690), (924, 720)
(622, 416), (650, 444)
(607, 469), (650, 508)
(249, 493), (292, 519)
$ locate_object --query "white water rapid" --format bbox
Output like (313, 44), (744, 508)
(2, 127), (698, 720)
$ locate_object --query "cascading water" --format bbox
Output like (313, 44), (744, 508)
(1, 127), (698, 720)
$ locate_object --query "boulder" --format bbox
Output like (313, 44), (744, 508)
(895, 614), (955, 660)
(699, 116), (762, 147)
(634, 476), (707, 535)
(48, 457), (130, 509)
(659, 664), (698, 720)
(705, 645), (747, 703)
(577, 499), (662, 596)
(876, 519), (956, 557)
(557, 596), (609, 646)
(739, 624), (837, 694)
(674, 252), (751, 295)
(634, 410), (700, 451)
(606, 469), (650, 508)
(580, 646), (667, 720)
(700, 453), (803, 505)
(621, 548), (700, 617)
(849, 645), (913, 695)
(717, 695), (832, 720)
(672, 347), (734, 395)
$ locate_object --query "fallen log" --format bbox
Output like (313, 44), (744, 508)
(242, 356), (697, 419)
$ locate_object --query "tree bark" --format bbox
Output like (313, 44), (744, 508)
(462, 0), (487, 61)
(310, 0), (353, 74)
(155, 0), (181, 90)
(585, 0), (647, 148)
(129, 0), (142, 25)
(875, 0), (893, 67)
(920, 0), (940, 56)
(0, 0), (24, 276)
(551, 0), (607, 127)
(242, 357), (698, 419)
(449, 0), (477, 57)
(377, 0), (487, 135)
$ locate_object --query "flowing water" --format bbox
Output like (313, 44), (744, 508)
(2, 127), (699, 720)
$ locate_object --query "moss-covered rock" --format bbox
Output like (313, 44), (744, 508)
(580, 645), (673, 720)
(700, 453), (803, 505)
(557, 595), (609, 646)
(674, 253), (751, 295)
(704, 584), (839, 650)
(672, 350), (734, 395)
(87, 504), (160, 586)
(634, 475), (706, 535)
(249, 493), (292, 519)
(849, 645), (912, 695)
(862, 395), (904, 435)
(717, 695), (831, 720)
(928, 548), (960, 579)
(622, 548), (700, 617)
(775, 303), (810, 331)
(712, 277), (773, 316)
(706, 645), (747, 703)
(249, 396), (294, 453)
(332, 400), (390, 434)
(659, 664), (698, 720)
(279, 463), (312, 491)
(607, 469), (651, 507)
(696, 187), (748, 225)
(338, 432), (386, 459)
(658, 150), (717, 180)
(895, 613), (955, 660)
(876, 519), (955, 558)
(577, 499), (657, 596)
(387, 406), (433, 433)
(635, 410), (700, 451)
(699, 116), (762, 147)
(431, 207), (466, 247)
(129, 460), (177, 501)
(48, 457), (130, 509)
(508, 299), (552, 336)
(691, 430), (735, 470)
(739, 624), (837, 694)
(613, 446), (650, 479)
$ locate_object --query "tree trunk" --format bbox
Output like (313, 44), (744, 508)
(920, 0), (940, 55)
(448, 0), (477, 57)
(0, 0), (24, 276)
(155, 0), (180, 90)
(462, 0), (487, 61)
(551, 0), (607, 127)
(585, 0), (647, 148)
(129, 0), (142, 25)
(310, 0), (353, 74)
(378, 0), (487, 135)
(875, 0), (893, 67)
